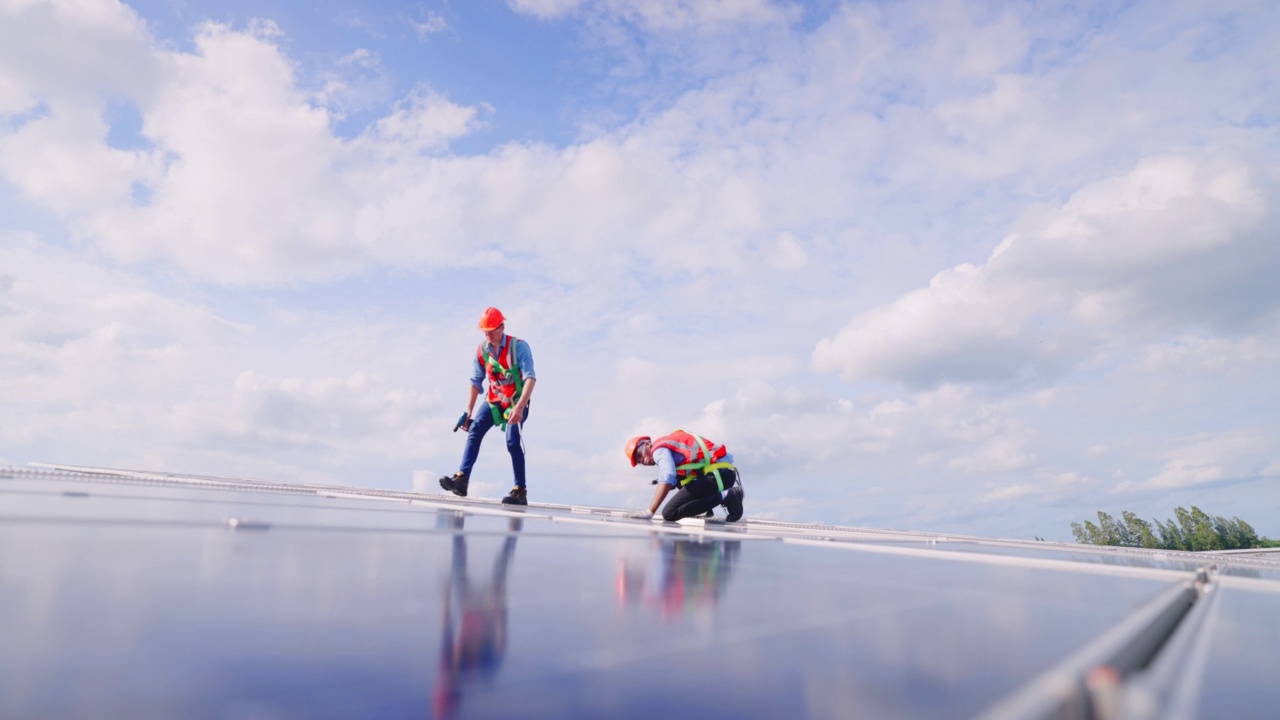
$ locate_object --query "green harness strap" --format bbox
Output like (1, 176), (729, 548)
(676, 434), (734, 493)
(483, 337), (523, 429)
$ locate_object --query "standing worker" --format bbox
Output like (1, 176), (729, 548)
(439, 307), (537, 505)
(624, 430), (744, 522)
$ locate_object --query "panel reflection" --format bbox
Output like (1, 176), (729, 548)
(615, 537), (741, 620)
(433, 512), (523, 719)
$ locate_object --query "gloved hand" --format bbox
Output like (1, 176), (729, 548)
(453, 412), (471, 432)
(627, 510), (654, 520)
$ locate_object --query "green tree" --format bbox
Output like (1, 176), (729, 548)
(1154, 517), (1186, 551)
(1069, 506), (1277, 550)
(1176, 506), (1222, 551)
(1096, 511), (1123, 545)
(1071, 519), (1104, 544)
(1122, 511), (1159, 548)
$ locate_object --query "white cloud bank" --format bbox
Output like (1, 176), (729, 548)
(2, 0), (1279, 537)
(813, 154), (1279, 388)
(0, 238), (448, 482)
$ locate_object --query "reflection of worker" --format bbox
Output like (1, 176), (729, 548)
(432, 513), (522, 719)
(616, 538), (741, 619)
(624, 430), (744, 522)
(439, 307), (537, 505)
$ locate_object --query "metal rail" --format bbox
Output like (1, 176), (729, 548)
(975, 569), (1217, 720)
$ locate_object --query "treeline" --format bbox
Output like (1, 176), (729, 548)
(1071, 506), (1279, 551)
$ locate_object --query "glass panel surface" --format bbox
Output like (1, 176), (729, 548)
(1188, 587), (1280, 718)
(865, 539), (1210, 574)
(0, 481), (1181, 720)
(1215, 563), (1280, 583)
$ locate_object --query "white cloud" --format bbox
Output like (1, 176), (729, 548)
(1143, 461), (1225, 490)
(766, 231), (807, 270)
(0, 237), (458, 482)
(312, 49), (396, 115)
(410, 11), (450, 37)
(0, 96), (148, 215)
(174, 370), (437, 454)
(358, 87), (485, 154)
(1124, 431), (1273, 490)
(813, 154), (1279, 388)
(0, 0), (155, 112)
(0, 238), (243, 440)
(978, 471), (1092, 503)
(2, 13), (788, 282)
(5, 0), (1277, 297)
(979, 483), (1034, 502)
(508, 0), (586, 19)
(3, 0), (1280, 539)
(508, 0), (789, 29)
(949, 433), (1036, 475)
(1134, 334), (1280, 376)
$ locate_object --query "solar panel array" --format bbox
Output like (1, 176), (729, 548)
(2, 463), (1277, 719)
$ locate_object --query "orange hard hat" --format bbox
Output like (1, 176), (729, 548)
(478, 307), (505, 331)
(625, 435), (651, 466)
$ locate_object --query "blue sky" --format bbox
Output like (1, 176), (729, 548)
(105, 1), (589, 150)
(2, 0), (1279, 540)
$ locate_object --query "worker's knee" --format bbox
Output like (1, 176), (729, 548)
(661, 506), (681, 522)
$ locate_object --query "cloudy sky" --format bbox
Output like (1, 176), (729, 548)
(2, 0), (1278, 540)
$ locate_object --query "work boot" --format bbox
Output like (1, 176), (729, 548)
(439, 471), (469, 497)
(500, 486), (527, 506)
(723, 484), (744, 522)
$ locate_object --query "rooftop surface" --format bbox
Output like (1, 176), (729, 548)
(3, 464), (1278, 719)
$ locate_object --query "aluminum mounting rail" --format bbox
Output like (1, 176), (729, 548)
(976, 567), (1218, 720)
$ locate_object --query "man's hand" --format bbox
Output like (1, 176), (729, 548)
(627, 510), (654, 520)
(509, 400), (527, 423)
(453, 413), (471, 432)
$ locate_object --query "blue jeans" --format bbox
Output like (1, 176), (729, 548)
(458, 403), (529, 487)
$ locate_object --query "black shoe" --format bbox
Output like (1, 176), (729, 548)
(500, 486), (527, 506)
(439, 472), (469, 497)
(723, 485), (744, 522)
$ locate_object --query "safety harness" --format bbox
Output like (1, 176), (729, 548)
(479, 335), (523, 429)
(666, 432), (735, 494)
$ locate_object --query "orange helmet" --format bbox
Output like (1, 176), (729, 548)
(478, 307), (505, 331)
(625, 435), (651, 466)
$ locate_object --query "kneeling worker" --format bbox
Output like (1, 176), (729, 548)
(624, 430), (744, 522)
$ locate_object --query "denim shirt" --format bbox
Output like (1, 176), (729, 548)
(470, 334), (536, 393)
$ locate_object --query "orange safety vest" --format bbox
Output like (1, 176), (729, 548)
(651, 430), (729, 484)
(478, 335), (523, 426)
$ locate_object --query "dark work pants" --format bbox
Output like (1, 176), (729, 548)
(661, 468), (738, 522)
(458, 403), (529, 487)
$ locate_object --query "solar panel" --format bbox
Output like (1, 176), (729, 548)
(2, 464), (1277, 719)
